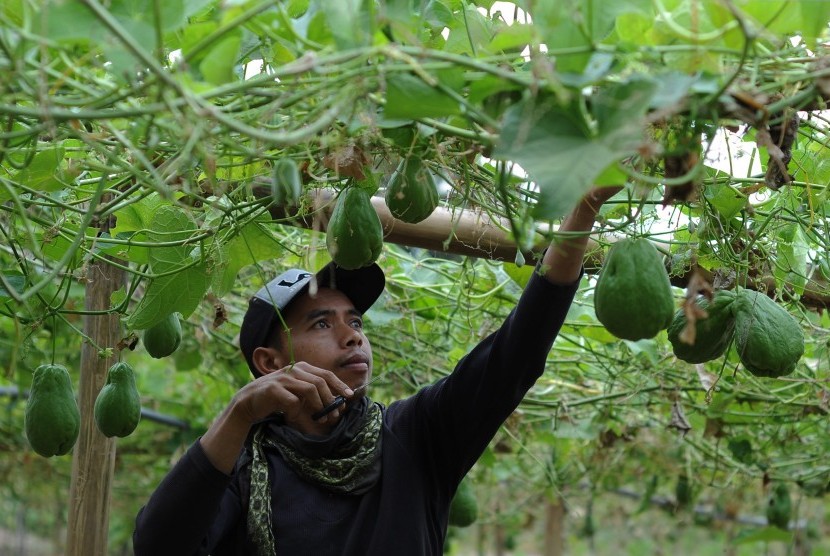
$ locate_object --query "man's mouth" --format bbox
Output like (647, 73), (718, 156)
(340, 354), (369, 371)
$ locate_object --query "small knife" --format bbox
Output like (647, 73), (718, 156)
(311, 375), (382, 420)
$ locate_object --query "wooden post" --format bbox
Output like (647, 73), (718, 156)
(66, 257), (124, 556)
(543, 497), (566, 556)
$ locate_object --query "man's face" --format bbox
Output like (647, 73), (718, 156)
(275, 287), (373, 390)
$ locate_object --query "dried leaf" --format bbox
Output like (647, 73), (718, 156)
(662, 150), (700, 205)
(679, 273), (713, 345)
(668, 400), (692, 436)
(322, 144), (370, 180)
(703, 417), (725, 438)
(213, 302), (228, 328)
(118, 332), (139, 351)
(758, 113), (800, 190)
(694, 363), (718, 392)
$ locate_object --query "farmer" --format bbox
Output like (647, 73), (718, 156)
(132, 186), (621, 555)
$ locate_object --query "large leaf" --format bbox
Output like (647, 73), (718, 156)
(318, 0), (371, 49)
(494, 78), (655, 218)
(0, 272), (26, 301)
(383, 72), (461, 120)
(126, 263), (210, 330)
(44, 0), (186, 41)
(212, 220), (285, 296)
(126, 205), (210, 329)
(199, 32), (243, 85)
(6, 147), (66, 201)
(774, 224), (809, 295)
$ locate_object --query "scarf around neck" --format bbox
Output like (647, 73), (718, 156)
(246, 397), (384, 555)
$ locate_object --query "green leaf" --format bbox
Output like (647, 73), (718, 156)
(649, 72), (705, 110)
(42, 0), (102, 43)
(110, 0), (186, 33)
(0, 272), (26, 301)
(558, 52), (616, 88)
(732, 526), (792, 545)
(495, 101), (603, 218)
(592, 77), (657, 140)
(199, 32), (242, 85)
(318, 0), (370, 49)
(127, 262), (210, 330)
(111, 194), (169, 235)
(798, 0), (830, 46)
(4, 121), (38, 149)
(443, 5), (494, 55)
(43, 0), (186, 75)
(180, 20), (219, 64)
(529, 0), (643, 73)
(38, 223), (84, 266)
(12, 147), (66, 193)
(212, 220), (284, 297)
(383, 73), (461, 120)
(774, 224), (809, 295)
(424, 0), (453, 28)
(504, 261), (534, 289)
(594, 162), (627, 187)
(704, 183), (746, 220)
(623, 337), (661, 364)
(126, 205), (209, 329)
(110, 287), (128, 311)
(488, 23), (534, 53)
(146, 205), (199, 273)
(615, 11), (653, 45)
(495, 79), (654, 218)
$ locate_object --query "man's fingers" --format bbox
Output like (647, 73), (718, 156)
(270, 363), (351, 416)
(281, 362), (352, 398)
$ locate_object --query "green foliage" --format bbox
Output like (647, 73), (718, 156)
(1, 0), (830, 550)
(271, 158), (302, 208)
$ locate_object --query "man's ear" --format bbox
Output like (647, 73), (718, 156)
(252, 346), (285, 375)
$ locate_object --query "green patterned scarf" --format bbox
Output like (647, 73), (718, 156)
(246, 398), (383, 555)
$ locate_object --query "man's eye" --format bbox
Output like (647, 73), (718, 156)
(351, 319), (363, 329)
(314, 320), (329, 328)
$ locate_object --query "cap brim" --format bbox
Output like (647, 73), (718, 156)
(314, 262), (385, 315)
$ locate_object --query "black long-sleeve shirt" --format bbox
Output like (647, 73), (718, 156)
(133, 269), (579, 555)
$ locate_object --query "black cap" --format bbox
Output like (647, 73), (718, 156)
(239, 261), (385, 376)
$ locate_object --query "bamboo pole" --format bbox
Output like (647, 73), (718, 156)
(265, 189), (830, 309)
(267, 188), (600, 265)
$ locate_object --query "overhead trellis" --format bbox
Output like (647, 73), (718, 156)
(2, 0), (830, 551)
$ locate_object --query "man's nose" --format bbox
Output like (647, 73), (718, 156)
(340, 324), (363, 346)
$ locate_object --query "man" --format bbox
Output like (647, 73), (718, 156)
(133, 186), (621, 555)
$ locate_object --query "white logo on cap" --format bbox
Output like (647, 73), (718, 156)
(277, 272), (311, 288)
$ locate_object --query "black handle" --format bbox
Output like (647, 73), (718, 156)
(311, 395), (347, 420)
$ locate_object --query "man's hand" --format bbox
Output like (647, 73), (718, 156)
(199, 362), (354, 474)
(234, 362), (354, 427)
(542, 185), (624, 285)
